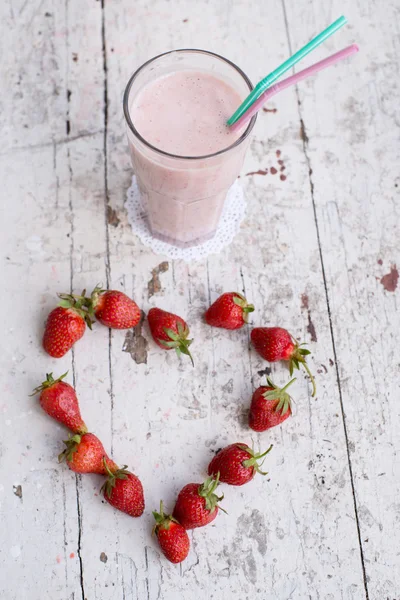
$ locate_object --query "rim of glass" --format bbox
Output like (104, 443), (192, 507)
(123, 49), (257, 161)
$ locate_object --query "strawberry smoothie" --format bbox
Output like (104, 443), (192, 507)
(131, 72), (243, 157)
(123, 50), (256, 247)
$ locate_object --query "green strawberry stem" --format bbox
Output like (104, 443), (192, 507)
(86, 285), (106, 318)
(279, 377), (296, 394)
(159, 322), (194, 367)
(57, 291), (94, 329)
(199, 473), (226, 514)
(289, 339), (316, 398)
(242, 444), (273, 475)
(152, 500), (166, 524)
(58, 433), (82, 463)
(63, 286), (104, 311)
(263, 377), (296, 416)
(103, 457), (116, 478)
(30, 371), (69, 396)
(152, 501), (178, 533)
(232, 294), (255, 323)
(301, 360), (316, 398)
(100, 458), (127, 498)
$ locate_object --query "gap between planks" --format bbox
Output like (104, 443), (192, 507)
(281, 1), (370, 598)
(61, 2), (370, 597)
(65, 3), (86, 594)
(100, 0), (115, 460)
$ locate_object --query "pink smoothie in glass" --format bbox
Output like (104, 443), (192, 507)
(131, 71), (243, 156)
(124, 52), (255, 247)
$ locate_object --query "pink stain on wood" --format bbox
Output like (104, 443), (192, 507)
(70, 552), (75, 559)
(380, 264), (398, 292)
(56, 555), (62, 564)
(163, 408), (172, 419)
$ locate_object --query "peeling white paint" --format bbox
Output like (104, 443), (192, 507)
(0, 0), (399, 599)
(10, 546), (21, 559)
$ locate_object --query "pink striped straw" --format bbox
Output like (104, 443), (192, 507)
(230, 44), (359, 133)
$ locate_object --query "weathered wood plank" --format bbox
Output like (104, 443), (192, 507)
(1, 0), (398, 598)
(61, 3), (122, 600)
(284, 0), (400, 597)
(0, 1), (67, 152)
(0, 142), (83, 598)
(0, 1), (110, 598)
(102, 1), (367, 598)
(0, 2), (85, 599)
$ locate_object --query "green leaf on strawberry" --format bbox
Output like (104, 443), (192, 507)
(30, 371), (69, 396)
(57, 291), (94, 329)
(232, 293), (255, 322)
(101, 459), (130, 498)
(158, 322), (194, 366)
(198, 473), (226, 514)
(58, 433), (82, 463)
(241, 443), (273, 476)
(263, 377), (296, 416)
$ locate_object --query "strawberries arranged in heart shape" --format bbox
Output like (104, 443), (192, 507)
(35, 287), (316, 564)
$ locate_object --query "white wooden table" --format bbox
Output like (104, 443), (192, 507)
(1, 1), (399, 599)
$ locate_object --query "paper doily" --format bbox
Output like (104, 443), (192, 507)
(125, 176), (246, 261)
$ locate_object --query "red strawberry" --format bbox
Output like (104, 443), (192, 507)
(205, 292), (254, 330)
(147, 308), (194, 365)
(101, 462), (145, 517)
(249, 377), (295, 432)
(59, 433), (118, 475)
(89, 287), (141, 329)
(208, 443), (272, 486)
(30, 372), (87, 434)
(153, 501), (190, 563)
(173, 475), (224, 529)
(251, 327), (316, 396)
(43, 293), (92, 358)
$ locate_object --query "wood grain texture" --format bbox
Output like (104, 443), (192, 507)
(0, 0), (398, 599)
(284, 1), (400, 598)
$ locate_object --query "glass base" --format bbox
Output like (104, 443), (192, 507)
(147, 223), (217, 248)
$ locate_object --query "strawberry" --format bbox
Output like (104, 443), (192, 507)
(153, 501), (190, 563)
(208, 443), (272, 486)
(101, 461), (145, 517)
(251, 327), (316, 396)
(88, 286), (141, 329)
(147, 308), (194, 365)
(43, 292), (92, 358)
(173, 475), (224, 529)
(59, 433), (118, 475)
(205, 292), (254, 330)
(249, 377), (296, 432)
(30, 372), (87, 434)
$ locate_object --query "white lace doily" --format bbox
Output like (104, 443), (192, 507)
(124, 176), (246, 261)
